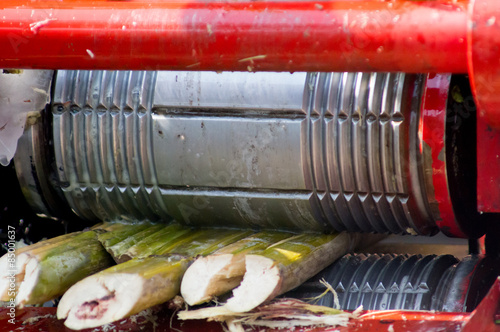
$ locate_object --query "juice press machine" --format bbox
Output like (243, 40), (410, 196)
(1, 0), (500, 330)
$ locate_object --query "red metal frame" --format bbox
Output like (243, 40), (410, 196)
(468, 0), (500, 213)
(419, 74), (467, 237)
(2, 278), (500, 332)
(468, 0), (500, 128)
(462, 277), (500, 332)
(476, 118), (500, 213)
(0, 1), (499, 331)
(0, 0), (468, 73)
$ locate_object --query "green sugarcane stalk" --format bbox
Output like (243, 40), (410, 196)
(181, 230), (295, 305)
(116, 224), (191, 263)
(105, 223), (166, 261)
(58, 228), (254, 330)
(58, 255), (191, 330)
(96, 222), (155, 249)
(0, 231), (88, 301)
(14, 231), (83, 256)
(223, 232), (352, 312)
(0, 230), (114, 306)
(158, 228), (254, 257)
(106, 224), (245, 263)
(0, 221), (175, 305)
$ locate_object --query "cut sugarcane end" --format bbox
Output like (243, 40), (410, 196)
(58, 274), (143, 330)
(0, 251), (31, 301)
(181, 254), (245, 306)
(15, 255), (40, 306)
(225, 255), (280, 313)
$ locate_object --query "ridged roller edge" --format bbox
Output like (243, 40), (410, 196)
(431, 255), (481, 312)
(51, 70), (169, 222)
(306, 72), (436, 234)
(430, 255), (500, 312)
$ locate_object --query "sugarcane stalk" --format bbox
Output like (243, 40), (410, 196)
(181, 231), (295, 305)
(223, 232), (352, 312)
(116, 224), (191, 263)
(101, 223), (165, 260)
(0, 231), (86, 301)
(113, 226), (250, 263)
(96, 222), (155, 249)
(57, 229), (254, 330)
(0, 230), (114, 306)
(58, 255), (191, 330)
(158, 228), (254, 257)
(6, 231), (82, 258)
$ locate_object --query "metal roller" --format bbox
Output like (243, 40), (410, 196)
(285, 253), (500, 312)
(13, 71), (482, 236)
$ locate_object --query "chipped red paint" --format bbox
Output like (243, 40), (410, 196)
(476, 117), (500, 213)
(462, 277), (500, 332)
(469, 0), (500, 129)
(469, 0), (500, 212)
(0, 0), (468, 73)
(419, 74), (467, 237)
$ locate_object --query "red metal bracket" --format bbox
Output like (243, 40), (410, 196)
(420, 74), (469, 237)
(468, 0), (500, 213)
(469, 0), (500, 128)
(462, 277), (500, 332)
(477, 118), (500, 213)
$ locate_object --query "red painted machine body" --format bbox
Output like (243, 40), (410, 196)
(0, 0), (468, 73)
(0, 0), (500, 330)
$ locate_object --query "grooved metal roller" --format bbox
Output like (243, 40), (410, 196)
(286, 253), (500, 313)
(15, 71), (486, 237)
